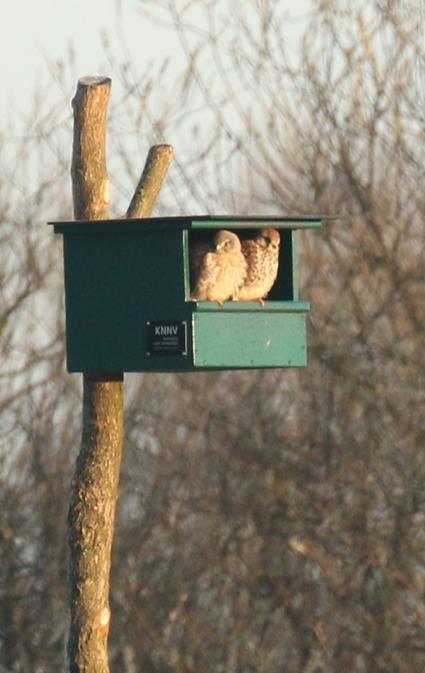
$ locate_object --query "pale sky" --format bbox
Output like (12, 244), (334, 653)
(0, 0), (171, 114)
(0, 0), (310, 117)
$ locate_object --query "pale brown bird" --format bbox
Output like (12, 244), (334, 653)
(234, 228), (280, 303)
(190, 230), (247, 303)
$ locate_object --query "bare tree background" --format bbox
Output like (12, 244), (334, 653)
(1, 1), (424, 672)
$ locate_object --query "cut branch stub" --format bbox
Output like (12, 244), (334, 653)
(126, 144), (174, 218)
(71, 77), (111, 221)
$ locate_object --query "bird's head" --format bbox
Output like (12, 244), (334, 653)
(257, 228), (280, 251)
(214, 230), (241, 253)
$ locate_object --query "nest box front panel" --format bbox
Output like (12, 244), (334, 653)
(193, 306), (307, 368)
(188, 228), (307, 368)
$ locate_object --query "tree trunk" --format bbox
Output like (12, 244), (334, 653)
(68, 374), (123, 673)
(68, 75), (119, 673)
(67, 76), (173, 673)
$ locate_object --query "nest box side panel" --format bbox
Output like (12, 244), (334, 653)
(63, 229), (190, 372)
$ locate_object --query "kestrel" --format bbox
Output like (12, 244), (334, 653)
(190, 230), (247, 303)
(234, 228), (280, 303)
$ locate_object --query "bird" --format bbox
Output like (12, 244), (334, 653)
(234, 228), (280, 303)
(190, 230), (247, 303)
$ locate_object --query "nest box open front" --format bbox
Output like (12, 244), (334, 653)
(50, 216), (324, 372)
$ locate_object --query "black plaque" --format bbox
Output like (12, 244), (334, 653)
(146, 321), (188, 356)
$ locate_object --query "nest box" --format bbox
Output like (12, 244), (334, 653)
(50, 215), (325, 372)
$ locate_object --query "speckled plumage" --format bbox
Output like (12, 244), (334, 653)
(190, 230), (247, 303)
(234, 228), (280, 302)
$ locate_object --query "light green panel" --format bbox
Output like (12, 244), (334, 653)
(193, 310), (307, 368)
(191, 218), (323, 230)
(194, 300), (309, 312)
(291, 230), (299, 300)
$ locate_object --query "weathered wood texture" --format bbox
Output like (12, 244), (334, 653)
(68, 377), (123, 673)
(68, 76), (173, 673)
(71, 77), (111, 221)
(126, 143), (174, 218)
(68, 76), (119, 673)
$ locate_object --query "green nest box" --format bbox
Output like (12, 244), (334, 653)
(50, 215), (324, 372)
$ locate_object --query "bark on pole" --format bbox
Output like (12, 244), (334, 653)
(68, 76), (173, 673)
(126, 144), (174, 218)
(71, 76), (111, 222)
(68, 75), (119, 673)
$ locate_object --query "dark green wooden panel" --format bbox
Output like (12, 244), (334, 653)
(193, 310), (307, 368)
(291, 230), (299, 301)
(63, 229), (193, 372)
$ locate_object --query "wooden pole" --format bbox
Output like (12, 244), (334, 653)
(68, 76), (173, 673)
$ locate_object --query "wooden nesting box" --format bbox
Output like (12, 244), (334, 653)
(50, 215), (324, 372)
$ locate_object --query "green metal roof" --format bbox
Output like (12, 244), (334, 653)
(50, 214), (334, 235)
